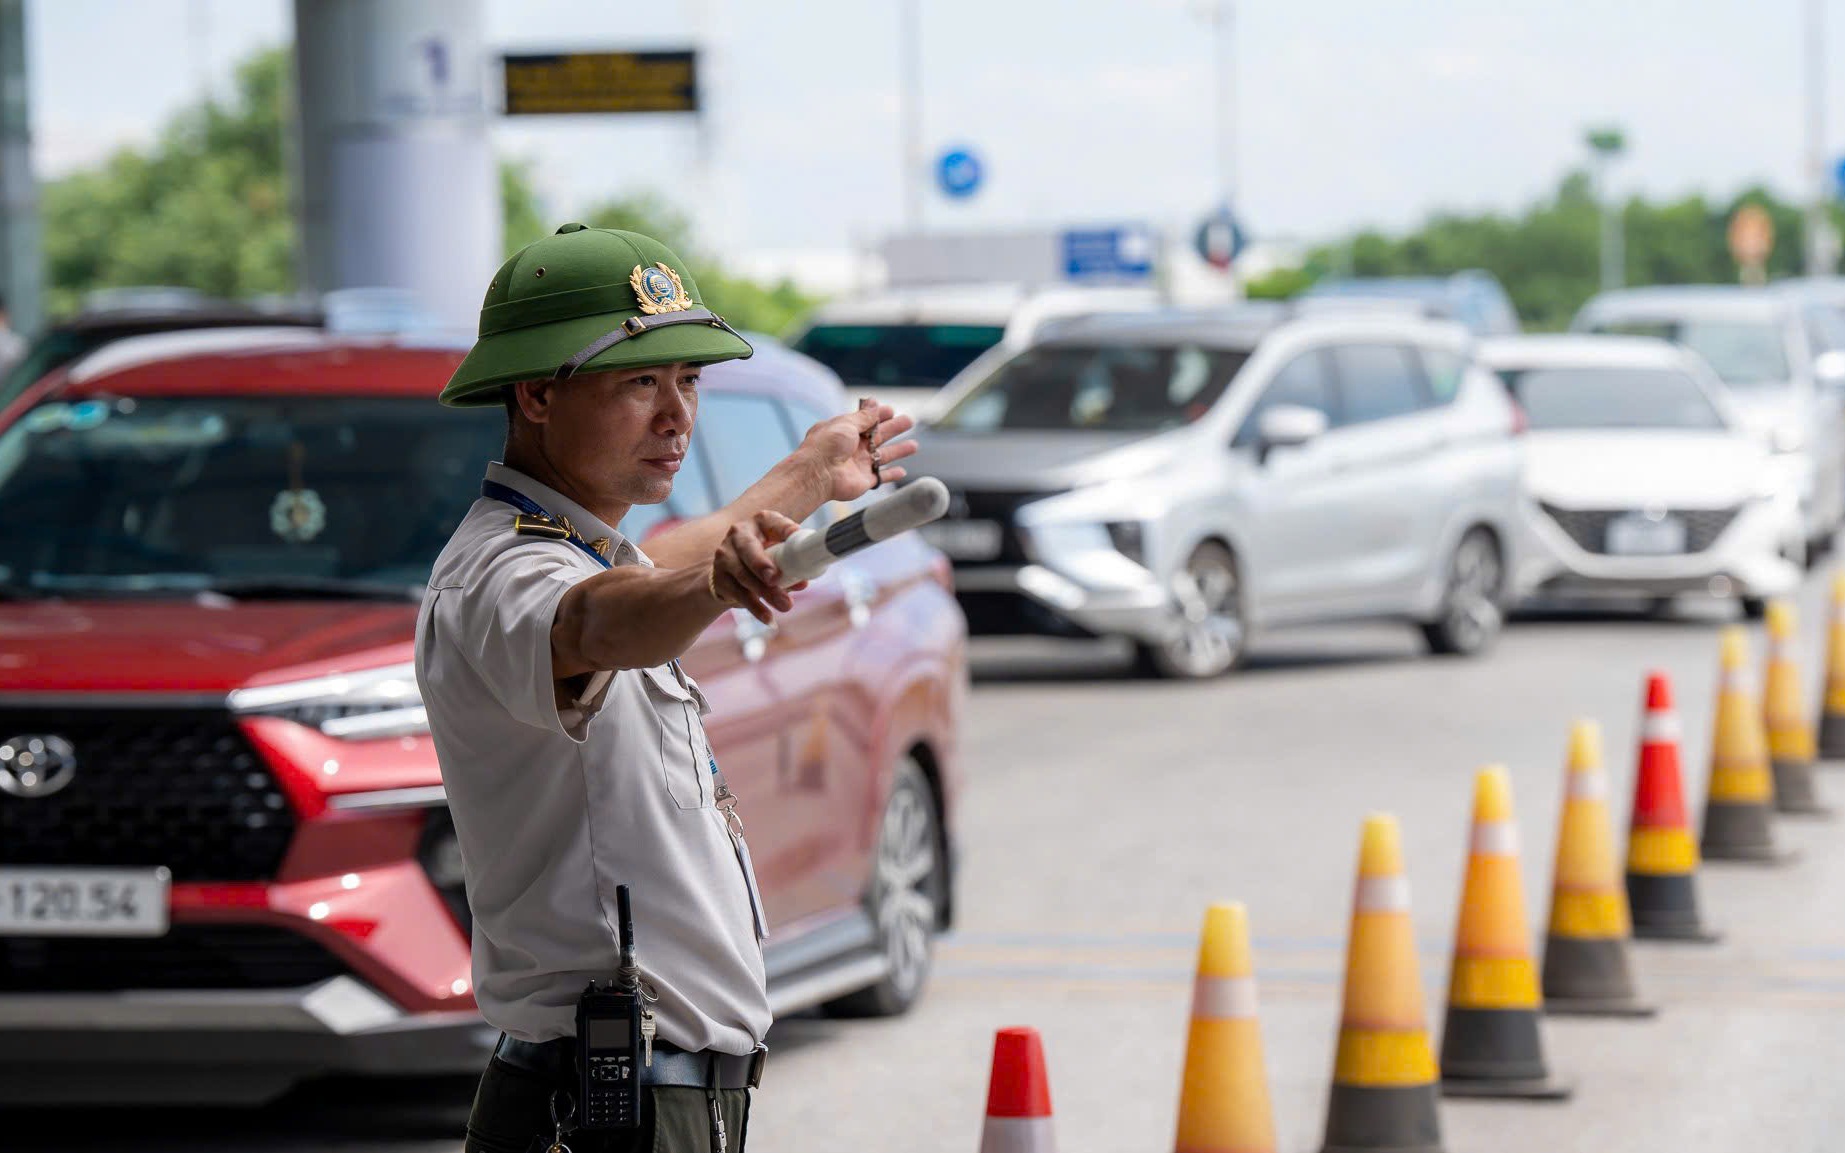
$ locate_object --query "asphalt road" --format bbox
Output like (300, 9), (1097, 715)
(17, 577), (1845, 1152)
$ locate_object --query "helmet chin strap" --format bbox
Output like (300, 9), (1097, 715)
(554, 309), (750, 380)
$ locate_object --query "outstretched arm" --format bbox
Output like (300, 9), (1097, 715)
(641, 401), (918, 570)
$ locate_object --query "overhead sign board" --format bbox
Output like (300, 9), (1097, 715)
(503, 51), (698, 116)
(1062, 226), (1156, 282)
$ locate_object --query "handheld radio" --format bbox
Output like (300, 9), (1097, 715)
(574, 884), (646, 1129)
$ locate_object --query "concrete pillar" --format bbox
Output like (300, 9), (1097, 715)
(293, 0), (498, 329)
(0, 0), (38, 334)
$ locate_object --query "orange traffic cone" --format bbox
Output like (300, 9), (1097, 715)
(1438, 767), (1571, 1100)
(1626, 672), (1720, 942)
(979, 1027), (1056, 1153)
(1541, 721), (1655, 1017)
(1701, 626), (1790, 863)
(1817, 574), (1845, 762)
(1174, 903), (1276, 1153)
(1763, 600), (1829, 815)
(1320, 814), (1444, 1153)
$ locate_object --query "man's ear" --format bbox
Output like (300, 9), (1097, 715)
(512, 378), (554, 424)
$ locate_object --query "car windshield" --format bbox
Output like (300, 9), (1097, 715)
(0, 393), (503, 597)
(791, 323), (1003, 392)
(1498, 366), (1726, 431)
(932, 343), (1248, 433)
(1587, 317), (1789, 386)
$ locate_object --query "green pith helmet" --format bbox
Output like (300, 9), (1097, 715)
(439, 224), (753, 407)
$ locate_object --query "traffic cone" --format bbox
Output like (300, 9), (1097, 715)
(1626, 672), (1721, 942)
(1174, 903), (1276, 1153)
(1700, 626), (1790, 863)
(1320, 814), (1444, 1153)
(1817, 574), (1845, 762)
(1763, 600), (1829, 815)
(979, 1027), (1057, 1153)
(1541, 721), (1655, 1017)
(1438, 767), (1571, 1100)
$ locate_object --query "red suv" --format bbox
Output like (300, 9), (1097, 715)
(0, 329), (965, 1106)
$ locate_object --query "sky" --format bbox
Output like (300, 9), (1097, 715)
(27, 0), (1845, 268)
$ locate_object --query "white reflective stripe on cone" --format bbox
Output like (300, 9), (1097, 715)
(1720, 669), (1750, 694)
(1190, 975), (1259, 1021)
(1770, 639), (1790, 662)
(1566, 769), (1609, 800)
(1642, 711), (1682, 743)
(1355, 875), (1411, 913)
(980, 1116), (1057, 1153)
(1470, 819), (1519, 857)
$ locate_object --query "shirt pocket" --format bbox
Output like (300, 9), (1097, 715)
(640, 664), (710, 810)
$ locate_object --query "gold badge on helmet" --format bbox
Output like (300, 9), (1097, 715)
(630, 262), (692, 314)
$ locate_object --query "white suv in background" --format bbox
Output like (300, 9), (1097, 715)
(908, 306), (1526, 677)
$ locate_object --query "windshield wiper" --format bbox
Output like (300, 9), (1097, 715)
(201, 577), (423, 603)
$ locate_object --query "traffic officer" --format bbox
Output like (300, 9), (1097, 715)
(415, 224), (915, 1152)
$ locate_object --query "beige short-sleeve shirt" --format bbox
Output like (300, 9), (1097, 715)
(414, 463), (770, 1053)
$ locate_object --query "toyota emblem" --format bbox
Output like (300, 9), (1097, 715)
(0, 735), (77, 799)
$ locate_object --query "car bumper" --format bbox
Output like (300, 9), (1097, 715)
(953, 564), (1177, 643)
(0, 977), (496, 1106)
(1515, 500), (1802, 601)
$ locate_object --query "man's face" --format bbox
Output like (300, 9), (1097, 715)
(512, 360), (699, 509)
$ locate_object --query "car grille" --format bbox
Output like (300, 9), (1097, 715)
(0, 706), (295, 882)
(950, 490), (1063, 567)
(1539, 505), (1740, 555)
(0, 925), (346, 991)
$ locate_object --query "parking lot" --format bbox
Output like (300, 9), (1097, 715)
(15, 574), (1845, 1153)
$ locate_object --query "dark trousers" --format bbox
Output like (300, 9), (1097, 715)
(464, 1054), (751, 1153)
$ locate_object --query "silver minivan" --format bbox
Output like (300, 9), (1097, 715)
(909, 307), (1525, 677)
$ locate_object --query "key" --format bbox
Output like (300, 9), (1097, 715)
(640, 1007), (656, 1068)
(708, 1087), (728, 1153)
(547, 1090), (573, 1153)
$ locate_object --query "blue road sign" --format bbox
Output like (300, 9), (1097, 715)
(1061, 226), (1156, 282)
(937, 148), (983, 199)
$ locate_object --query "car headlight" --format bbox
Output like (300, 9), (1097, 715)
(228, 662), (427, 740)
(1105, 521), (1146, 565)
(418, 806), (472, 933)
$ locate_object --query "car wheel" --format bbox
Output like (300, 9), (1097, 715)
(822, 756), (943, 1018)
(1421, 528), (1504, 657)
(1741, 596), (1768, 620)
(1137, 541), (1245, 679)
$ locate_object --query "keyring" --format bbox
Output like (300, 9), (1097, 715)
(870, 446), (883, 490)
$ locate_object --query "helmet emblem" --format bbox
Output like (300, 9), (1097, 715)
(630, 263), (692, 315)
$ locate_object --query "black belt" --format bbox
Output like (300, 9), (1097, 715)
(494, 1034), (765, 1091)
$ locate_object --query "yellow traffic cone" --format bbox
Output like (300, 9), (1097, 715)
(1817, 574), (1845, 761)
(1439, 767), (1571, 1099)
(1763, 600), (1829, 815)
(1541, 721), (1655, 1016)
(1320, 814), (1444, 1153)
(1701, 626), (1790, 864)
(1174, 903), (1276, 1153)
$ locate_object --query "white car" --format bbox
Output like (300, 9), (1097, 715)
(1572, 285), (1845, 557)
(910, 306), (1526, 677)
(1480, 335), (1803, 615)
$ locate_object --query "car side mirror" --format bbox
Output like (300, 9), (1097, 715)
(1255, 404), (1328, 463)
(1815, 350), (1845, 392)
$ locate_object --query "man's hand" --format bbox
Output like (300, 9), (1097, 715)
(800, 402), (919, 504)
(710, 511), (810, 624)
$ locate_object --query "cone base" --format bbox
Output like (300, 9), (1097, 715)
(1700, 802), (1787, 864)
(1625, 873), (1718, 943)
(1771, 759), (1831, 816)
(1440, 1073), (1574, 1101)
(1320, 1084), (1444, 1153)
(1541, 934), (1646, 1011)
(1439, 1008), (1561, 1097)
(1630, 920), (1723, 943)
(1542, 994), (1658, 1018)
(1816, 712), (1845, 762)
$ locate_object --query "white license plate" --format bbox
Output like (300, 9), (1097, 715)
(919, 519), (1004, 561)
(1605, 514), (1686, 556)
(0, 867), (171, 937)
